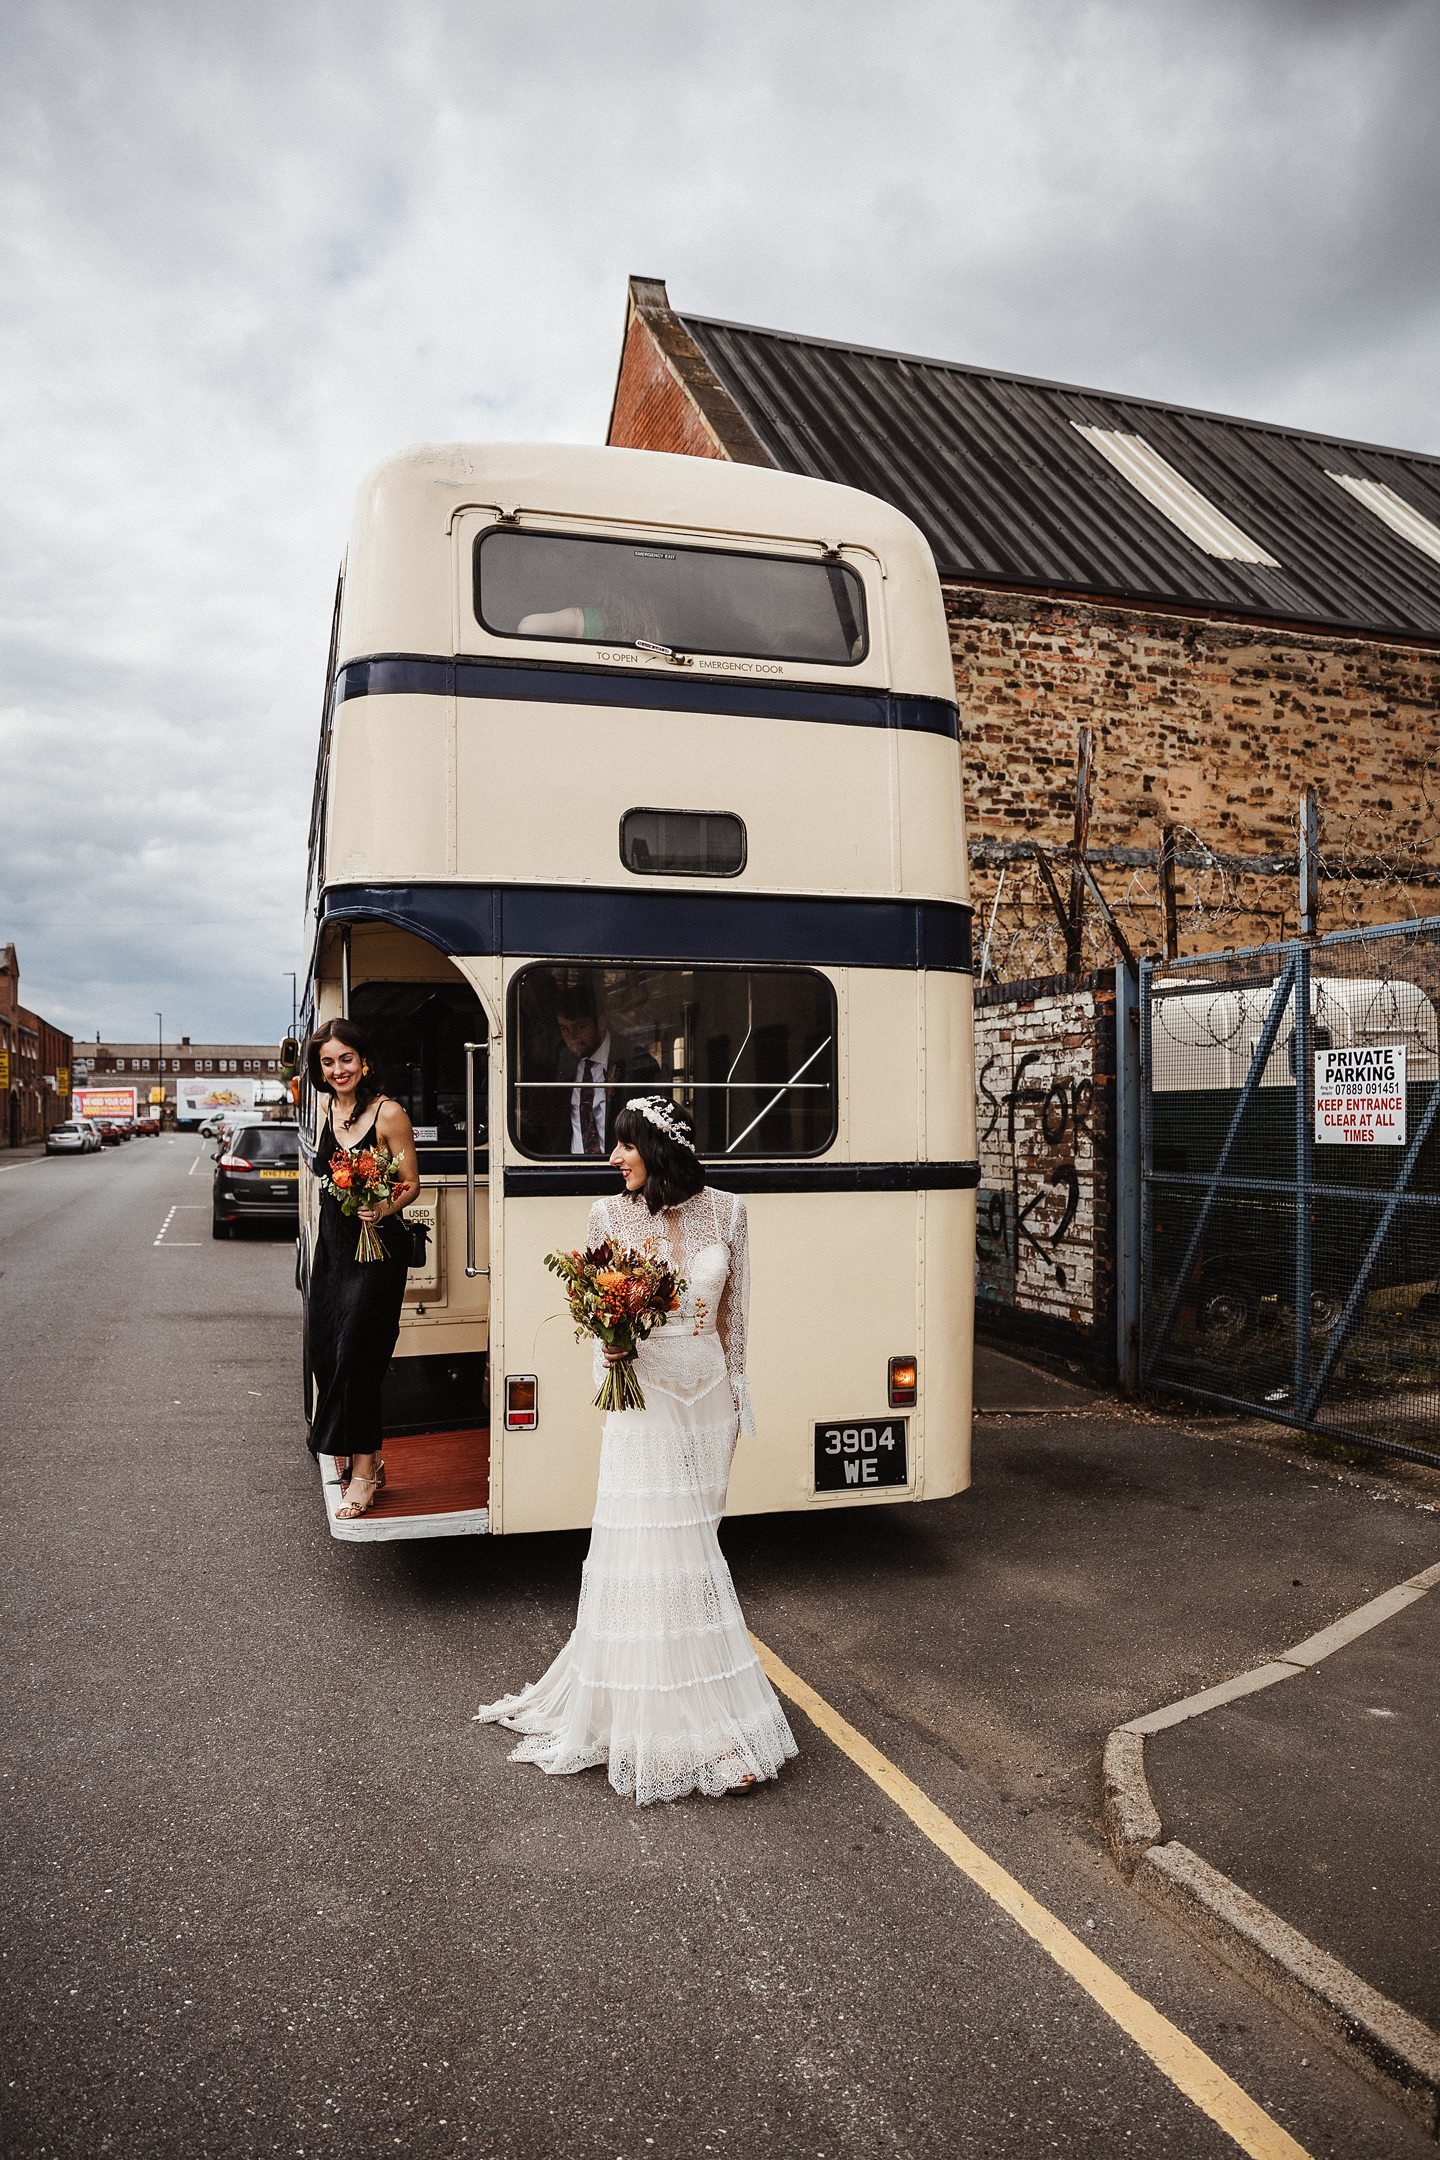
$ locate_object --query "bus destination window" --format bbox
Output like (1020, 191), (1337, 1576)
(475, 529), (868, 666)
(509, 964), (837, 1159)
(620, 809), (746, 879)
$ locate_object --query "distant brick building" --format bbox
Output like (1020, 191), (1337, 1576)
(607, 279), (1440, 966)
(0, 944), (74, 1148)
(78, 1037), (285, 1122)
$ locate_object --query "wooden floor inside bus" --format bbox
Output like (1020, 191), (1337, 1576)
(351, 1428), (490, 1518)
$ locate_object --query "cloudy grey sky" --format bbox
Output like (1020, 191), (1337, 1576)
(4, 0), (1437, 1046)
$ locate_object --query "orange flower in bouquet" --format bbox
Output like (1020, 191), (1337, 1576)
(544, 1238), (685, 1413)
(322, 1143), (406, 1262)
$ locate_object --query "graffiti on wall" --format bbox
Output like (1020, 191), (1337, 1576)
(975, 989), (1096, 1326)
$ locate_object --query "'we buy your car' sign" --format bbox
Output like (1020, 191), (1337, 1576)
(1314, 1045), (1407, 1145)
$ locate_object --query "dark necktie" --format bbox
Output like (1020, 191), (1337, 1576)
(580, 1060), (601, 1155)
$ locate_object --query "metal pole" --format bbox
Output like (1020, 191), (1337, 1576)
(464, 1041), (489, 1279)
(1293, 940), (1313, 1408)
(1159, 824), (1179, 962)
(155, 1011), (163, 1125)
(1067, 727), (1094, 976)
(1115, 961), (1142, 1392)
(1299, 786), (1319, 940)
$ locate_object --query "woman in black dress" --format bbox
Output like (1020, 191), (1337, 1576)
(305, 1019), (420, 1519)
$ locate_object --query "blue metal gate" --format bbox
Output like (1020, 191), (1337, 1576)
(1139, 919), (1440, 1466)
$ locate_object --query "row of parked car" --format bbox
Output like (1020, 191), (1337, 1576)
(45, 1114), (162, 1153)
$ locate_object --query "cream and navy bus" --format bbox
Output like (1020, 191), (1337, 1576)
(299, 443), (976, 1540)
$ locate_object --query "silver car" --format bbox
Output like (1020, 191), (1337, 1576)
(46, 1118), (102, 1155)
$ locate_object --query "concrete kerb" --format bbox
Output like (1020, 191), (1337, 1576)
(1101, 1556), (1440, 2136)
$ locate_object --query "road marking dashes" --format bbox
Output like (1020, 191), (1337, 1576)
(154, 1205), (207, 1247)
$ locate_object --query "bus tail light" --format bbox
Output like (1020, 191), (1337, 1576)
(505, 1374), (538, 1430)
(219, 1154), (252, 1172)
(888, 1356), (917, 1408)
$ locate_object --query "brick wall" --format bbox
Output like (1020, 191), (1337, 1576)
(950, 584), (1439, 948)
(609, 315), (726, 462)
(975, 971), (1117, 1371)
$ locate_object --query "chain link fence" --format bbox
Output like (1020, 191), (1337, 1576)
(1138, 919), (1440, 1465)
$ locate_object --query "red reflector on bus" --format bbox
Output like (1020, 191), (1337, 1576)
(505, 1374), (538, 1430)
(888, 1356), (917, 1408)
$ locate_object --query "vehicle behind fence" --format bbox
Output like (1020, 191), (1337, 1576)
(1140, 919), (1440, 1465)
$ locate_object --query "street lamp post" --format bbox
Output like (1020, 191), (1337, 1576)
(285, 972), (298, 1036)
(156, 1011), (164, 1128)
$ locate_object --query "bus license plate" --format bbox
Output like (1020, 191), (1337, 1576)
(814, 1419), (908, 1492)
(259, 1168), (298, 1179)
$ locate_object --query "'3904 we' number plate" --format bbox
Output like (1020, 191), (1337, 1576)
(814, 1419), (909, 1492)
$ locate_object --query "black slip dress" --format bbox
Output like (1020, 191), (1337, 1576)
(306, 1101), (409, 1460)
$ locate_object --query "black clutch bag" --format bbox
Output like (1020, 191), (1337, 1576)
(389, 1214), (430, 1269)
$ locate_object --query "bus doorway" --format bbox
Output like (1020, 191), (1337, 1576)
(303, 922), (496, 1540)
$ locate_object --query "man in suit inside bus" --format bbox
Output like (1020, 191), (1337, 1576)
(553, 979), (661, 1156)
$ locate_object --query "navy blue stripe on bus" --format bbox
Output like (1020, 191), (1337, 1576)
(503, 1161), (981, 1197)
(321, 883), (973, 973)
(333, 654), (959, 741)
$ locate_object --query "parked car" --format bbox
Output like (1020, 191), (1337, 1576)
(137, 1116), (161, 1136)
(213, 1121), (301, 1237)
(46, 1118), (102, 1155)
(95, 1120), (124, 1147)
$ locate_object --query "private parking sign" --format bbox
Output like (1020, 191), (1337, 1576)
(1314, 1044), (1406, 1145)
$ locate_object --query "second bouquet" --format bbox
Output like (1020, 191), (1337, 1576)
(544, 1238), (685, 1413)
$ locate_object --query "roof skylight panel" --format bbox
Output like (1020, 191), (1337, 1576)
(1326, 472), (1440, 568)
(1071, 424), (1281, 566)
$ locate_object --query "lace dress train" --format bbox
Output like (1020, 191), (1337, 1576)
(474, 1188), (797, 1804)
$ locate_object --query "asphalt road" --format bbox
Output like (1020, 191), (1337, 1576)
(2, 1135), (1435, 2159)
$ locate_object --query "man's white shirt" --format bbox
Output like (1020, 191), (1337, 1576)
(569, 1030), (612, 1154)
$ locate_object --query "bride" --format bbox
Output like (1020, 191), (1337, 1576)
(474, 1095), (797, 1804)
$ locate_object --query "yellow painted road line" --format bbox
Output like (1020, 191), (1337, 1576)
(753, 1636), (1312, 2160)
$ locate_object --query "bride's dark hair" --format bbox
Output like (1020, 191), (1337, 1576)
(612, 1098), (705, 1214)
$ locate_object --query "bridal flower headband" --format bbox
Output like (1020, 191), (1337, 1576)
(624, 1095), (697, 1154)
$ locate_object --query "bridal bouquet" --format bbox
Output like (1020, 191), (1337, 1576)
(544, 1238), (685, 1413)
(323, 1144), (406, 1262)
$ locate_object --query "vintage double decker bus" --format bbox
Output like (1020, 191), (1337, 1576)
(299, 442), (976, 1539)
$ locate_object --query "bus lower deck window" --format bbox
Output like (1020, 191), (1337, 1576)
(476, 528), (867, 667)
(621, 808), (746, 879)
(509, 963), (837, 1159)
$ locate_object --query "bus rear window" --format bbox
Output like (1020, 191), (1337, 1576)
(509, 964), (837, 1159)
(476, 529), (868, 667)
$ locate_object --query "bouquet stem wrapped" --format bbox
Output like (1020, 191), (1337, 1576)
(544, 1239), (684, 1414)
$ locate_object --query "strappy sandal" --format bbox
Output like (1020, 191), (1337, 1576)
(337, 1459), (385, 1519)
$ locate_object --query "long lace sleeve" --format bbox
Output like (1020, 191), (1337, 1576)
(585, 1198), (609, 1387)
(716, 1191), (755, 1436)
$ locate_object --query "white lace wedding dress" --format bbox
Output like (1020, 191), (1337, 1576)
(474, 1185), (798, 1804)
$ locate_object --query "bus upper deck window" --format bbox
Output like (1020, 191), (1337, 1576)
(621, 809), (746, 879)
(475, 528), (868, 667)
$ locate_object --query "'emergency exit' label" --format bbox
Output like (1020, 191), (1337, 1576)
(1314, 1045), (1406, 1145)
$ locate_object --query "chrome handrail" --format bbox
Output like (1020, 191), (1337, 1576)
(465, 1041), (490, 1279)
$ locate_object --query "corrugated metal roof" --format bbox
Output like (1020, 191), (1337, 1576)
(678, 310), (1440, 641)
